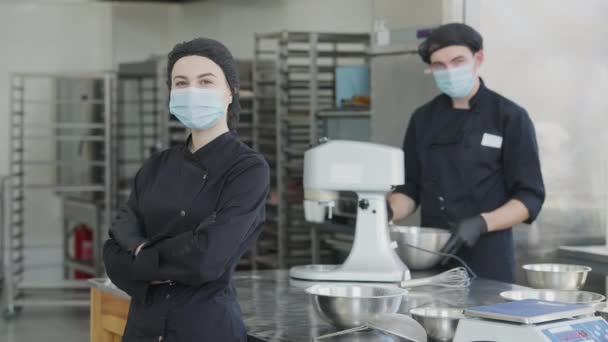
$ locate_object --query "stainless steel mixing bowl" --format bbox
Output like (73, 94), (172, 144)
(522, 263), (591, 290)
(500, 289), (605, 307)
(390, 225), (451, 270)
(409, 307), (464, 342)
(306, 284), (407, 329)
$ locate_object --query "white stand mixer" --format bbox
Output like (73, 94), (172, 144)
(289, 140), (411, 282)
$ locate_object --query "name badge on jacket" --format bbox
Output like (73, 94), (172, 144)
(481, 133), (503, 149)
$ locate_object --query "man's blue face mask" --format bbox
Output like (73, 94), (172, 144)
(432, 63), (476, 99)
(169, 88), (227, 130)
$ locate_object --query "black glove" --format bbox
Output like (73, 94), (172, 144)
(439, 215), (488, 265)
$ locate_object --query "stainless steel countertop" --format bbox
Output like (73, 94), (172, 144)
(559, 245), (608, 264)
(89, 270), (527, 341)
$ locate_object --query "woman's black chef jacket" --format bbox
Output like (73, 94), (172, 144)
(103, 131), (269, 341)
(393, 80), (545, 283)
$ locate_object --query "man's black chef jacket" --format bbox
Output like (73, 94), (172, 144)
(394, 79), (545, 283)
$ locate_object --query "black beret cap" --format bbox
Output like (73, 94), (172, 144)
(167, 38), (241, 131)
(418, 23), (483, 64)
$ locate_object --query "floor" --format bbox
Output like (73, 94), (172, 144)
(0, 306), (89, 342)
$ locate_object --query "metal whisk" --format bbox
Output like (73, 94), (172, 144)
(399, 267), (471, 289)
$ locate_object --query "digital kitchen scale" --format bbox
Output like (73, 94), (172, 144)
(453, 299), (608, 342)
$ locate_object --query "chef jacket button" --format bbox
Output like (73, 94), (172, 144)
(203, 173), (207, 180)
(166, 293), (171, 299)
(438, 196), (445, 202)
(180, 210), (186, 217)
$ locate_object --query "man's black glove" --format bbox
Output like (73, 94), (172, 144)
(439, 215), (488, 265)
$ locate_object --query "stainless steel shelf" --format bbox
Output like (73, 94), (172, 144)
(22, 184), (106, 192)
(19, 122), (106, 129)
(22, 99), (105, 105)
(256, 31), (369, 44)
(5, 72), (117, 317)
(284, 50), (368, 59)
(12, 299), (89, 307)
(285, 65), (336, 73)
(22, 160), (107, 167)
(317, 108), (371, 118)
(65, 259), (96, 275)
(255, 255), (279, 268)
(21, 135), (106, 142)
(18, 280), (90, 290)
(253, 31), (370, 269)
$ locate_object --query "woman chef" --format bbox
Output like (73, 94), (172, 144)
(103, 37), (269, 341)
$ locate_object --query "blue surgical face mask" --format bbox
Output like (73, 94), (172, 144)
(432, 63), (476, 99)
(169, 88), (227, 130)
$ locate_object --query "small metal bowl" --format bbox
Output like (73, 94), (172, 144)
(306, 284), (407, 329)
(522, 263), (591, 290)
(390, 225), (451, 270)
(500, 289), (605, 308)
(409, 307), (464, 342)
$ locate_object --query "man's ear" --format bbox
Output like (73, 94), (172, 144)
(475, 50), (485, 67)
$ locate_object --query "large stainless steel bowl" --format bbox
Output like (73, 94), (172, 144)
(306, 284), (407, 329)
(390, 225), (451, 270)
(522, 263), (591, 290)
(500, 289), (605, 307)
(409, 307), (464, 342)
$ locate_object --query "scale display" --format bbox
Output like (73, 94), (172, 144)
(455, 300), (608, 342)
(542, 320), (608, 342)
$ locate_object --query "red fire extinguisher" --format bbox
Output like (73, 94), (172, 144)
(73, 224), (93, 279)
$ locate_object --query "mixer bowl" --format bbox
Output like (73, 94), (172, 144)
(522, 263), (591, 290)
(390, 225), (451, 270)
(306, 284), (407, 329)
